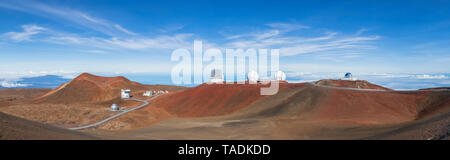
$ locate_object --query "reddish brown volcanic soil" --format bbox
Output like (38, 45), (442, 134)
(98, 81), (450, 139)
(34, 72), (186, 105)
(34, 73), (150, 104)
(146, 82), (304, 117)
(316, 79), (391, 90)
(234, 83), (449, 125)
(151, 83), (264, 117)
(1, 74), (449, 139)
(313, 89), (426, 125)
(0, 112), (96, 140)
(0, 73), (187, 132)
(99, 82), (305, 129)
(0, 88), (51, 107)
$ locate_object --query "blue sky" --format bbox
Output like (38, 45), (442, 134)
(0, 0), (449, 89)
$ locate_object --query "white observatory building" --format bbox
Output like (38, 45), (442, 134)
(111, 104), (119, 111)
(143, 91), (152, 97)
(341, 72), (357, 80)
(121, 89), (130, 99)
(274, 70), (286, 81)
(210, 69), (224, 83)
(247, 70), (259, 83)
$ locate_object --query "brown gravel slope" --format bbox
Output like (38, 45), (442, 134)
(0, 88), (51, 108)
(34, 73), (150, 104)
(0, 112), (97, 140)
(226, 83), (449, 126)
(0, 73), (187, 130)
(146, 82), (304, 117)
(316, 79), (391, 90)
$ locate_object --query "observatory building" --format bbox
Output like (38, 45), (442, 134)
(274, 70), (286, 81)
(345, 72), (352, 79)
(121, 89), (130, 99)
(143, 91), (152, 97)
(342, 72), (356, 80)
(248, 70), (259, 83)
(210, 69), (224, 83)
(111, 104), (119, 111)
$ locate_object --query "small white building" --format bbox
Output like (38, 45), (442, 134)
(274, 70), (286, 81)
(111, 104), (119, 111)
(143, 91), (152, 97)
(248, 70), (259, 83)
(121, 89), (130, 99)
(158, 90), (168, 94)
(210, 69), (224, 83)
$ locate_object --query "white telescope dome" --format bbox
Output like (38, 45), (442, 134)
(274, 70), (286, 81)
(247, 70), (259, 82)
(210, 69), (224, 83)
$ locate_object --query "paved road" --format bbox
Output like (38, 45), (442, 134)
(68, 96), (158, 130)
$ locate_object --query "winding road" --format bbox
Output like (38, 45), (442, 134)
(68, 96), (158, 130)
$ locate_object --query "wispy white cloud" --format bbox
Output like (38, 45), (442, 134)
(225, 30), (280, 40)
(1, 3), (379, 59)
(44, 33), (194, 50)
(0, 0), (195, 51)
(3, 24), (45, 41)
(0, 0), (135, 36)
(266, 22), (309, 32)
(223, 24), (380, 57)
(226, 22), (307, 40)
(279, 35), (379, 56)
(84, 50), (108, 54)
(104, 34), (194, 50)
(114, 24), (137, 36)
(355, 28), (368, 35)
(37, 30), (194, 50)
